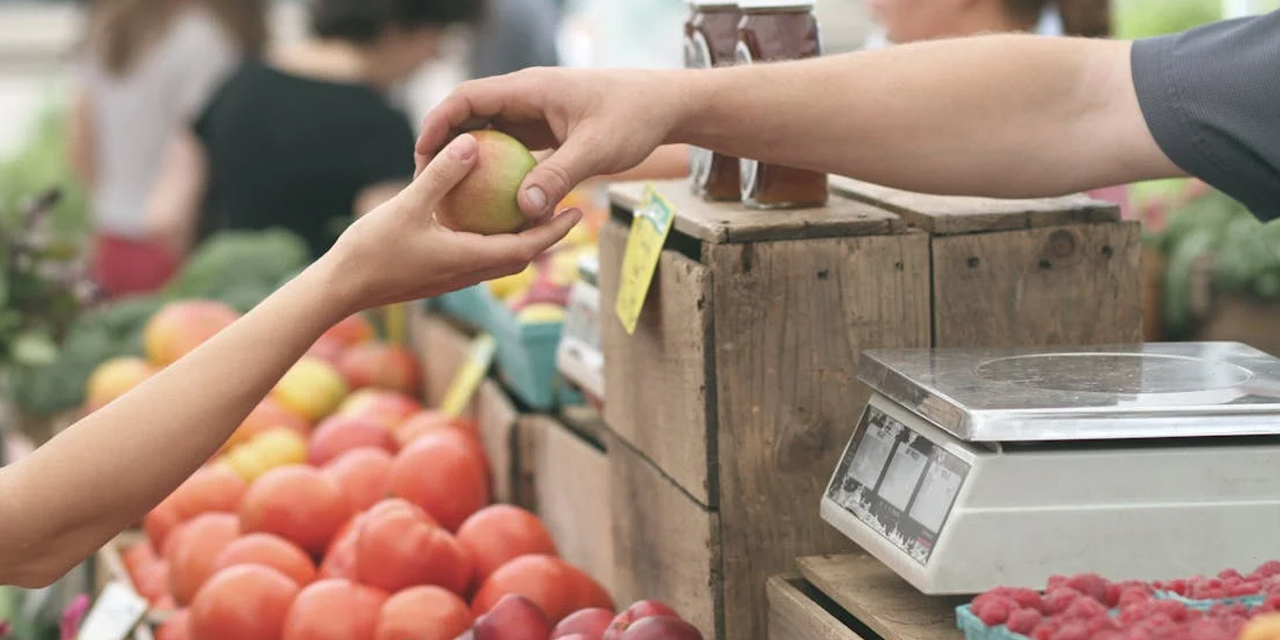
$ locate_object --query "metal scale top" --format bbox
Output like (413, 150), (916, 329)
(858, 341), (1280, 443)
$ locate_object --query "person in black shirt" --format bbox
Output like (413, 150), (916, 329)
(148, 0), (484, 260)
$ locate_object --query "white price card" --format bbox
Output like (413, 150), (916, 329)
(878, 444), (928, 512)
(910, 461), (964, 534)
(77, 582), (148, 640)
(849, 423), (895, 488)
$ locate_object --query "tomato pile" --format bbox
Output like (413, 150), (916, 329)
(104, 309), (631, 640)
(968, 564), (1280, 640)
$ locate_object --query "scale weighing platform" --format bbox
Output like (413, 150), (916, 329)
(820, 341), (1280, 595)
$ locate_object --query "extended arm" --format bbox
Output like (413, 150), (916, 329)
(674, 36), (1180, 198)
(0, 134), (580, 587)
(418, 34), (1183, 217)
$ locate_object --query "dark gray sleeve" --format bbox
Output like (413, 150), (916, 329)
(1131, 10), (1280, 222)
(469, 0), (561, 79)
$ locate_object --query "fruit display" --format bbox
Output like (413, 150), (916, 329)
(433, 188), (606, 409)
(98, 308), (642, 640)
(960, 563), (1280, 640)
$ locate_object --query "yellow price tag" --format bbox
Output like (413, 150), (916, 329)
(615, 184), (676, 335)
(440, 333), (496, 417)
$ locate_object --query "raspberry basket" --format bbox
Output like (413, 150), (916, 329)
(956, 604), (1038, 640)
(1152, 591), (1267, 612)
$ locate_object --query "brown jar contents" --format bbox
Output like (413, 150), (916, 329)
(735, 0), (828, 209)
(684, 1), (743, 201)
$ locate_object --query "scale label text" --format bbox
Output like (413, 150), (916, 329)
(827, 405), (971, 566)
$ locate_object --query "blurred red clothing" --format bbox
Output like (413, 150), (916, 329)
(92, 233), (179, 298)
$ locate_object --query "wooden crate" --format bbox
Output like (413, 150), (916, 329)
(768, 554), (966, 640)
(598, 179), (1139, 640)
(830, 176), (1143, 347)
(515, 408), (615, 594)
(409, 308), (520, 503)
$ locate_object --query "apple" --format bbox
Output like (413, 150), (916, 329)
(337, 343), (422, 396)
(620, 616), (702, 640)
(474, 594), (551, 640)
(602, 601), (680, 640)
(508, 277), (571, 312)
(517, 304), (567, 325)
(552, 608), (615, 640)
(308, 414), (396, 466)
(436, 130), (536, 235)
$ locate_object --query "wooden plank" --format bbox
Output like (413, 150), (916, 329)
(475, 380), (519, 503)
(798, 555), (966, 640)
(608, 180), (906, 244)
(931, 221), (1143, 347)
(768, 575), (869, 640)
(829, 175), (1119, 235)
(519, 415), (615, 593)
(599, 218), (717, 506)
(410, 310), (472, 412)
(607, 429), (720, 640)
(709, 232), (932, 640)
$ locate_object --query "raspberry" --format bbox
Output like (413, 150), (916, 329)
(1007, 608), (1043, 635)
(1032, 620), (1060, 640)
(1218, 569), (1243, 582)
(1105, 583), (1124, 608)
(1094, 631), (1125, 640)
(1043, 588), (1084, 615)
(1228, 580), (1261, 597)
(1186, 619), (1230, 640)
(1048, 575), (1069, 591)
(975, 596), (1019, 626)
(1066, 574), (1112, 604)
(1051, 621), (1090, 640)
(1253, 561), (1280, 579)
(1064, 598), (1108, 620)
(1118, 586), (1153, 608)
(1005, 588), (1044, 611)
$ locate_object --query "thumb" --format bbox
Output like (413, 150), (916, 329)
(518, 134), (604, 220)
(400, 133), (478, 207)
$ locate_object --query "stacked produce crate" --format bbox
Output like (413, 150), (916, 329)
(597, 178), (1141, 640)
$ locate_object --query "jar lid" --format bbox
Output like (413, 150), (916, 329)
(737, 0), (814, 8)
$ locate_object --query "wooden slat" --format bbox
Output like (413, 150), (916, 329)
(599, 219), (717, 506)
(475, 380), (519, 503)
(829, 175), (1119, 235)
(709, 232), (932, 640)
(931, 221), (1143, 347)
(798, 555), (966, 640)
(410, 310), (471, 411)
(607, 429), (720, 640)
(518, 414), (615, 594)
(608, 180), (906, 244)
(768, 575), (868, 640)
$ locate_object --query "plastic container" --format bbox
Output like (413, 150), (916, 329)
(431, 285), (494, 331)
(1152, 590), (1267, 611)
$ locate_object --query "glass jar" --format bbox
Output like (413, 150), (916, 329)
(735, 0), (829, 209)
(684, 0), (744, 201)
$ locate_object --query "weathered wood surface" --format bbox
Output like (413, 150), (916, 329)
(608, 180), (906, 244)
(518, 414), (614, 593)
(798, 555), (966, 640)
(599, 218), (717, 506)
(607, 430), (721, 640)
(931, 222), (1143, 347)
(768, 575), (869, 640)
(828, 175), (1119, 235)
(709, 232), (932, 640)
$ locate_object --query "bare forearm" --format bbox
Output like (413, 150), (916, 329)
(673, 35), (1181, 198)
(1, 259), (350, 584)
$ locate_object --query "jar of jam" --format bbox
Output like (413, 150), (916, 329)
(684, 0), (743, 201)
(735, 0), (829, 209)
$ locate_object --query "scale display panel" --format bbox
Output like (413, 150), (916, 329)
(826, 404), (970, 566)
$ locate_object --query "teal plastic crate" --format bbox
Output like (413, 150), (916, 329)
(957, 605), (1033, 640)
(433, 285), (494, 331)
(487, 296), (584, 409)
(1152, 590), (1266, 611)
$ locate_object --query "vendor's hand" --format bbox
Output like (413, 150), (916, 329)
(415, 67), (685, 221)
(324, 133), (581, 313)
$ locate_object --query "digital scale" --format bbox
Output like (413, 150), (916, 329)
(556, 253), (605, 408)
(820, 341), (1280, 595)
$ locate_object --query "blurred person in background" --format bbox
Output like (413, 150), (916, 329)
(868, 0), (1130, 216)
(468, 0), (560, 79)
(147, 0), (483, 262)
(69, 0), (267, 298)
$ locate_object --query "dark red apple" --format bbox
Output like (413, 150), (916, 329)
(602, 601), (681, 640)
(620, 617), (702, 640)
(552, 608), (614, 640)
(474, 594), (552, 640)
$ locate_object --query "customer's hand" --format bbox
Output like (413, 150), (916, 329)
(324, 133), (581, 313)
(415, 67), (686, 221)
